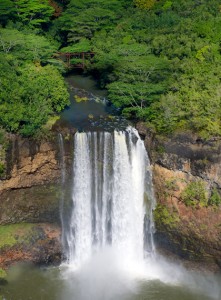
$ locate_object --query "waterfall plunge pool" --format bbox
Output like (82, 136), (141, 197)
(1, 255), (221, 300)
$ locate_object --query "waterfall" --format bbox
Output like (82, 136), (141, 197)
(58, 133), (67, 251)
(62, 127), (155, 268)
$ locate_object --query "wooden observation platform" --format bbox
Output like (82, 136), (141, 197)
(57, 52), (95, 69)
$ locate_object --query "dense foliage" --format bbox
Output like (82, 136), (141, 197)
(1, 0), (221, 138)
(54, 0), (221, 138)
(0, 1), (69, 136)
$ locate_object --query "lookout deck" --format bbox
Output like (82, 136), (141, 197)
(57, 52), (95, 69)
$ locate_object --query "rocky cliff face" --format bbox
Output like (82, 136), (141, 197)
(0, 133), (74, 224)
(1, 125), (221, 271)
(2, 135), (61, 189)
(0, 135), (60, 226)
(0, 132), (73, 269)
(136, 122), (221, 271)
(0, 223), (61, 270)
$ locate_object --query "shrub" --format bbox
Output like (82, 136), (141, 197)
(208, 188), (221, 207)
(181, 180), (208, 207)
(0, 162), (5, 177)
(154, 204), (179, 228)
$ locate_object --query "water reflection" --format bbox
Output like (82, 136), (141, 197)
(0, 264), (61, 300)
(61, 74), (129, 131)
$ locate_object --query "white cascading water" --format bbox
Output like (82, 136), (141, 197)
(63, 127), (155, 269)
(58, 133), (67, 249)
(58, 128), (221, 300)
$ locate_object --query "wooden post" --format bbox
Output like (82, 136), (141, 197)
(82, 52), (85, 69)
(55, 51), (95, 69)
(66, 53), (71, 67)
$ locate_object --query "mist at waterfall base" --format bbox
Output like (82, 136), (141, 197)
(57, 128), (221, 300)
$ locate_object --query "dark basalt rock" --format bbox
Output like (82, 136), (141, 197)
(137, 122), (221, 271)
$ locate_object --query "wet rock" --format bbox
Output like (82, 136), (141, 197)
(137, 122), (221, 270)
(0, 223), (62, 270)
(0, 184), (61, 225)
(0, 133), (72, 267)
(1, 135), (60, 190)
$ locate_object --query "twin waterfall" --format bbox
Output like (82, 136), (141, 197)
(60, 128), (155, 270)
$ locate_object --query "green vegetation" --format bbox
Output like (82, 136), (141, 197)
(164, 178), (179, 192)
(134, 0), (156, 10)
(0, 128), (7, 178)
(1, 0), (221, 138)
(0, 129), (6, 145)
(0, 58), (69, 136)
(0, 223), (34, 248)
(0, 267), (7, 288)
(74, 95), (89, 102)
(0, 2), (69, 137)
(181, 180), (208, 207)
(43, 115), (60, 130)
(180, 181), (221, 208)
(208, 188), (221, 207)
(0, 268), (7, 279)
(54, 0), (221, 138)
(154, 204), (179, 228)
(0, 0), (54, 28)
(0, 163), (5, 177)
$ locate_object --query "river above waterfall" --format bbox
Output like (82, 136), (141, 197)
(60, 74), (129, 131)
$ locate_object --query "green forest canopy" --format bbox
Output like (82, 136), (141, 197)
(1, 0), (221, 138)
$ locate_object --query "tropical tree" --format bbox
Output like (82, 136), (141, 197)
(12, 0), (54, 27)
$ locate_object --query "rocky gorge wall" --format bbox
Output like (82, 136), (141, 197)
(0, 135), (61, 224)
(0, 125), (221, 272)
(0, 131), (73, 270)
(136, 122), (221, 271)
